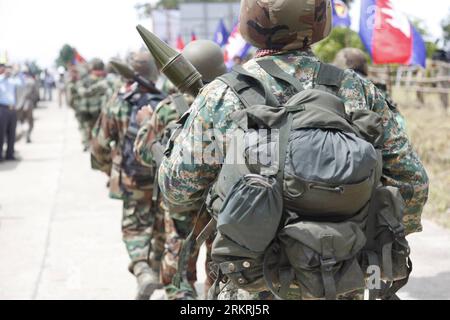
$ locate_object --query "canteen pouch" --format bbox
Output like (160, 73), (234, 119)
(217, 174), (283, 253)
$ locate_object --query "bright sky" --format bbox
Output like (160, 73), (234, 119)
(0, 0), (449, 68)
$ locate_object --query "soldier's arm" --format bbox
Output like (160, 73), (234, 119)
(158, 81), (239, 208)
(134, 99), (178, 167)
(90, 107), (118, 175)
(340, 72), (429, 234)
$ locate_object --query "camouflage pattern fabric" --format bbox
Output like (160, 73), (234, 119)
(158, 50), (429, 299)
(77, 73), (115, 148)
(134, 96), (179, 166)
(122, 194), (165, 272)
(239, 0), (332, 51)
(90, 88), (165, 273)
(134, 95), (214, 300)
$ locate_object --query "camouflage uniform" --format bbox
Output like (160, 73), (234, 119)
(135, 95), (214, 299)
(158, 50), (429, 299)
(91, 90), (165, 274)
(18, 74), (39, 143)
(77, 73), (115, 149)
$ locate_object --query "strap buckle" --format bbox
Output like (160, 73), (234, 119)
(320, 257), (337, 272)
(390, 224), (406, 238)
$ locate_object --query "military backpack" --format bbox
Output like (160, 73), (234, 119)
(201, 61), (411, 300)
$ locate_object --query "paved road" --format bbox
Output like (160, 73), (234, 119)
(0, 101), (448, 300)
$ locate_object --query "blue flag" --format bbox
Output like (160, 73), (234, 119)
(332, 0), (351, 28)
(213, 19), (229, 47)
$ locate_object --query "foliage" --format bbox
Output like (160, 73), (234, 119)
(313, 27), (367, 63)
(56, 44), (75, 68)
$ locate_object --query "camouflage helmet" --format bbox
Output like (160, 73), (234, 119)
(182, 40), (227, 83)
(90, 58), (105, 71)
(239, 0), (332, 51)
(333, 48), (368, 76)
(131, 51), (159, 82)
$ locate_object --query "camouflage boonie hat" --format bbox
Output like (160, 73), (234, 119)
(182, 40), (227, 83)
(239, 0), (332, 51)
(131, 51), (158, 82)
(333, 48), (369, 76)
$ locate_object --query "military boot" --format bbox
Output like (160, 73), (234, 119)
(133, 261), (162, 300)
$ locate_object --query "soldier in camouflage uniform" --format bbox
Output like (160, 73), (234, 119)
(91, 52), (166, 300)
(158, 0), (429, 300)
(134, 40), (227, 300)
(77, 58), (114, 151)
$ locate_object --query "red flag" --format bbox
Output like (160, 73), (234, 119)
(191, 32), (197, 42)
(176, 35), (185, 51)
(73, 49), (86, 64)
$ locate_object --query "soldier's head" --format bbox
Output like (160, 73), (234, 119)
(239, 0), (332, 51)
(333, 48), (368, 77)
(130, 51), (158, 83)
(0, 63), (5, 75)
(182, 40), (227, 83)
(89, 58), (105, 72)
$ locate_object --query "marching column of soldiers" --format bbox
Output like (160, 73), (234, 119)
(65, 0), (429, 301)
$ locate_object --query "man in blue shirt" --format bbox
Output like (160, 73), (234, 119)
(0, 64), (19, 161)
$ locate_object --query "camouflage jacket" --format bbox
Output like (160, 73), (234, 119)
(134, 94), (193, 167)
(77, 74), (115, 114)
(158, 50), (429, 234)
(91, 89), (152, 201)
(67, 80), (81, 110)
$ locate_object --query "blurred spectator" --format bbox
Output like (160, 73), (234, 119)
(41, 69), (55, 101)
(0, 64), (19, 161)
(57, 66), (66, 108)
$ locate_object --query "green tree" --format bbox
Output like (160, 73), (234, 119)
(313, 27), (367, 63)
(56, 44), (75, 67)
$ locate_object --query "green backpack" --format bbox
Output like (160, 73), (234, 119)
(201, 61), (411, 300)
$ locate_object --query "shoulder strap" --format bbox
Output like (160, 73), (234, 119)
(218, 65), (279, 109)
(316, 63), (345, 93)
(256, 60), (304, 92)
(170, 93), (190, 115)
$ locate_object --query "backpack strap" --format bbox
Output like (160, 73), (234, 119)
(218, 65), (279, 109)
(170, 93), (190, 116)
(316, 63), (346, 95)
(256, 60), (304, 92)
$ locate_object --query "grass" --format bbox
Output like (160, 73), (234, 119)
(399, 104), (450, 229)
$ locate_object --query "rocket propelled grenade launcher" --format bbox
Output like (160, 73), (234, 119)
(110, 60), (161, 95)
(136, 25), (204, 96)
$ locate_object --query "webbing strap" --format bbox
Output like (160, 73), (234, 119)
(380, 257), (412, 300)
(256, 60), (304, 92)
(320, 236), (338, 300)
(317, 63), (345, 87)
(276, 112), (293, 184)
(218, 65), (279, 109)
(172, 202), (208, 288)
(171, 93), (190, 116)
(382, 242), (394, 281)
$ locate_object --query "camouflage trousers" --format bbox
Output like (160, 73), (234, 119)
(79, 111), (100, 149)
(122, 195), (165, 275)
(161, 208), (214, 300)
(18, 103), (34, 142)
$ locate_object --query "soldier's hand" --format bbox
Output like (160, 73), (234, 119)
(136, 106), (153, 125)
